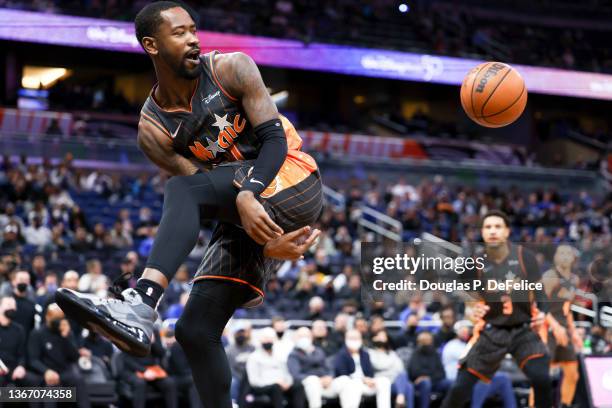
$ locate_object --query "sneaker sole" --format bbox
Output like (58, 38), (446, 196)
(55, 289), (151, 357)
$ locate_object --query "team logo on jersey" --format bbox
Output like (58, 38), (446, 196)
(189, 113), (247, 161)
(203, 90), (220, 104)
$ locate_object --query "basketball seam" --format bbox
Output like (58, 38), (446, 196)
(470, 62), (491, 121)
(479, 67), (512, 118)
(476, 83), (526, 120)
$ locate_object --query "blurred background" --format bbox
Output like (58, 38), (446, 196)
(0, 1), (611, 407)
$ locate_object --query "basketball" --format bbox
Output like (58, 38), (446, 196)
(460, 62), (528, 128)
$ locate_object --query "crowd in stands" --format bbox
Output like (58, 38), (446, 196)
(3, 0), (612, 74)
(0, 154), (611, 406)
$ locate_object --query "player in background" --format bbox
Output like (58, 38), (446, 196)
(542, 244), (581, 408)
(441, 210), (552, 408)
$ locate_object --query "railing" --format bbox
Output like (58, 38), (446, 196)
(358, 205), (403, 242)
(321, 185), (346, 211)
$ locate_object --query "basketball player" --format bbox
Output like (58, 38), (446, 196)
(56, 2), (322, 407)
(542, 244), (581, 408)
(441, 211), (552, 408)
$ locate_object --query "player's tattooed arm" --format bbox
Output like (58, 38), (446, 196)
(137, 119), (200, 176)
(214, 52), (279, 126)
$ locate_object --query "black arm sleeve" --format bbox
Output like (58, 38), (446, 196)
(240, 118), (287, 196)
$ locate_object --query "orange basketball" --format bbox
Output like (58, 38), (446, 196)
(460, 62), (528, 128)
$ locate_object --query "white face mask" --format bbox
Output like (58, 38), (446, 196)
(296, 337), (313, 351)
(346, 340), (362, 351)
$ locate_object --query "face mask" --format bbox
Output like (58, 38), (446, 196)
(346, 340), (362, 351)
(16, 283), (28, 293)
(3, 309), (16, 319)
(262, 342), (273, 351)
(275, 330), (284, 339)
(235, 335), (247, 346)
(47, 284), (57, 293)
(296, 338), (313, 351)
(373, 341), (388, 349)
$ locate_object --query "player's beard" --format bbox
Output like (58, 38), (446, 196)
(177, 59), (202, 79)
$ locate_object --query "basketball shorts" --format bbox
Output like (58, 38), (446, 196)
(192, 154), (323, 307)
(460, 323), (549, 382)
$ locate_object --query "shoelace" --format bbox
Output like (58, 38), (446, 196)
(109, 271), (133, 301)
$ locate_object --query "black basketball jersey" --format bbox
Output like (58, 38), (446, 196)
(469, 244), (542, 327)
(140, 51), (303, 166)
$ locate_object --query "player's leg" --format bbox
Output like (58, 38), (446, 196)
(441, 327), (509, 408)
(174, 279), (252, 408)
(511, 327), (552, 408)
(521, 356), (552, 408)
(56, 166), (240, 355)
(559, 361), (579, 407)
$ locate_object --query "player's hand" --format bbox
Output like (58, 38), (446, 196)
(236, 191), (283, 244)
(530, 311), (546, 331)
(471, 302), (490, 321)
(263, 226), (321, 260)
(44, 369), (60, 386)
(11, 365), (25, 380)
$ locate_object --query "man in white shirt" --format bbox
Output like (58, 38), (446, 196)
(333, 329), (391, 408)
(246, 327), (305, 408)
(23, 217), (52, 249)
(288, 327), (355, 408)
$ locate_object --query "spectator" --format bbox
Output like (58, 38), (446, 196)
(23, 216), (52, 249)
(28, 254), (47, 287)
(119, 330), (177, 408)
(246, 327), (305, 408)
(271, 316), (294, 361)
(305, 296), (327, 320)
(109, 220), (133, 249)
(442, 320), (516, 408)
(165, 264), (191, 307)
(78, 259), (109, 297)
(60, 270), (79, 291)
(0, 295), (41, 388)
(288, 327), (355, 408)
(434, 305), (457, 348)
(7, 271), (36, 337)
(27, 304), (91, 408)
(333, 329), (391, 408)
(82, 331), (113, 366)
(1, 224), (22, 252)
(164, 291), (189, 319)
(329, 313), (350, 352)
(36, 272), (58, 306)
(311, 319), (336, 356)
(408, 332), (451, 408)
(70, 226), (92, 253)
(226, 322), (254, 403)
(369, 330), (414, 408)
(165, 330), (200, 408)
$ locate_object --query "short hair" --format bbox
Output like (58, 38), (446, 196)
(134, 1), (197, 48)
(480, 210), (510, 228)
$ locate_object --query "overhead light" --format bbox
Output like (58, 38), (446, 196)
(399, 3), (409, 13)
(22, 66), (71, 89)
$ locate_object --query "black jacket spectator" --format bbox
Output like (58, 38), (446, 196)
(333, 346), (374, 377)
(288, 346), (331, 382)
(408, 345), (446, 383)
